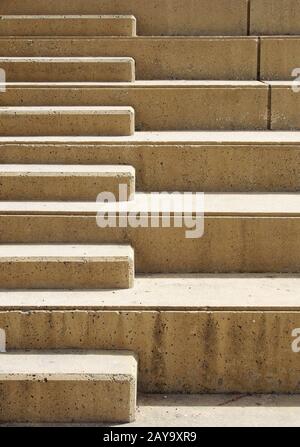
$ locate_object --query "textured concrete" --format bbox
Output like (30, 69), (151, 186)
(0, 132), (299, 192)
(0, 165), (135, 201)
(0, 57), (135, 82)
(3, 394), (300, 427)
(260, 37), (300, 80)
(0, 15), (136, 36)
(124, 394), (300, 427)
(0, 37), (258, 80)
(265, 82), (300, 130)
(0, 82), (268, 131)
(1, 275), (300, 393)
(0, 106), (135, 136)
(0, 244), (134, 289)
(0, 1), (248, 36)
(250, 0), (300, 35)
(0, 351), (137, 423)
(0, 193), (299, 273)
(0, 274), (299, 310)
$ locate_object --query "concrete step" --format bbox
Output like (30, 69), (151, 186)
(0, 15), (136, 36)
(107, 393), (300, 428)
(0, 132), (299, 192)
(0, 0), (248, 36)
(0, 244), (134, 289)
(0, 193), (299, 273)
(0, 274), (300, 393)
(0, 57), (135, 82)
(0, 165), (135, 201)
(260, 37), (300, 80)
(264, 82), (300, 130)
(0, 36), (258, 80)
(0, 350), (137, 423)
(250, 0), (300, 35)
(0, 82), (268, 131)
(0, 106), (135, 136)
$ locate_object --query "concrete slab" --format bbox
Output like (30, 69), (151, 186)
(0, 274), (299, 310)
(2, 287), (300, 392)
(0, 15), (136, 36)
(0, 164), (135, 201)
(1, 132), (299, 192)
(0, 244), (134, 289)
(0, 37), (258, 80)
(250, 0), (300, 35)
(263, 82), (300, 130)
(0, 57), (135, 82)
(0, 194), (299, 273)
(260, 37), (300, 80)
(0, 350), (137, 423)
(0, 1), (248, 36)
(0, 106), (135, 136)
(0, 82), (268, 131)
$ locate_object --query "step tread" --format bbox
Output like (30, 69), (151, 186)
(0, 274), (299, 310)
(0, 350), (137, 380)
(0, 164), (135, 175)
(0, 193), (298, 216)
(0, 15), (136, 19)
(0, 56), (134, 62)
(0, 131), (299, 144)
(0, 106), (134, 115)
(2, 80), (266, 88)
(0, 244), (134, 260)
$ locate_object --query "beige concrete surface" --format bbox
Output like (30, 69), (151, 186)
(260, 37), (300, 80)
(0, 132), (299, 192)
(0, 106), (135, 136)
(2, 305), (300, 393)
(3, 394), (300, 427)
(0, 1), (248, 36)
(0, 37), (258, 80)
(0, 273), (299, 310)
(0, 351), (137, 423)
(0, 164), (135, 201)
(250, 0), (300, 35)
(0, 82), (268, 131)
(0, 15), (136, 36)
(0, 244), (134, 289)
(122, 394), (300, 427)
(264, 82), (300, 130)
(0, 194), (299, 273)
(0, 57), (135, 82)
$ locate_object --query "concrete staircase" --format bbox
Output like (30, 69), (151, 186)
(0, 0), (300, 425)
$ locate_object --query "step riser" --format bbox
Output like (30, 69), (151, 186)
(0, 173), (135, 201)
(0, 59), (135, 82)
(0, 109), (135, 136)
(0, 142), (298, 192)
(0, 216), (299, 273)
(0, 0), (248, 36)
(0, 351), (137, 423)
(0, 87), (268, 131)
(260, 38), (300, 81)
(0, 380), (135, 422)
(251, 0), (300, 35)
(0, 16), (136, 37)
(0, 260), (133, 289)
(0, 38), (258, 80)
(1, 309), (300, 393)
(269, 87), (300, 130)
